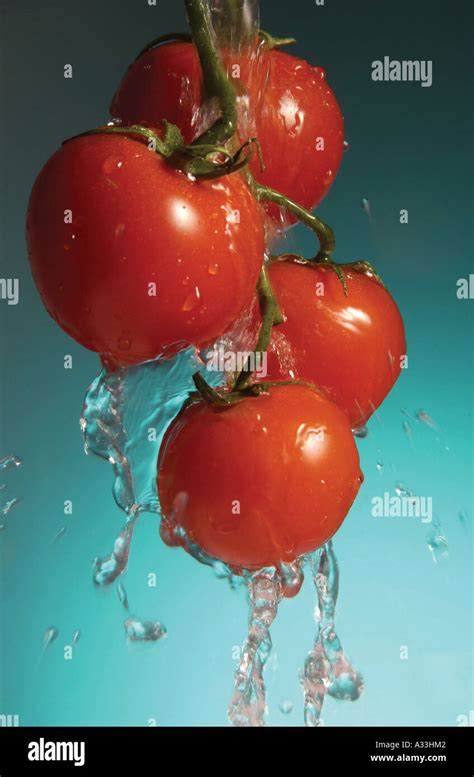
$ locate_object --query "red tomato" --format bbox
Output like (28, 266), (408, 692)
(257, 259), (406, 428)
(110, 42), (203, 144)
(27, 133), (265, 365)
(157, 383), (363, 570)
(110, 42), (344, 223)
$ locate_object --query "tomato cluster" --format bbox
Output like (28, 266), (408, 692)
(27, 21), (405, 573)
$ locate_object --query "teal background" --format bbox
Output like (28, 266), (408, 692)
(0, 0), (472, 726)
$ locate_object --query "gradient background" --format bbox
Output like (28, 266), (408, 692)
(0, 0), (472, 727)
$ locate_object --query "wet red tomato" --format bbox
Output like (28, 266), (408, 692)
(258, 260), (406, 427)
(110, 42), (203, 144)
(27, 133), (265, 365)
(157, 383), (363, 570)
(110, 42), (344, 224)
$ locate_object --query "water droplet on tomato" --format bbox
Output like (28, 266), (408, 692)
(323, 170), (334, 186)
(182, 287), (201, 312)
(352, 425), (368, 438)
(208, 263), (219, 276)
(118, 337), (131, 351)
(343, 140), (350, 152)
(102, 156), (124, 176)
(115, 223), (125, 239)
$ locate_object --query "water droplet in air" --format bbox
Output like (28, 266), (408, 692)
(2, 497), (21, 516)
(343, 140), (350, 152)
(124, 618), (167, 643)
(50, 526), (66, 544)
(395, 482), (413, 497)
(427, 521), (448, 564)
(279, 700), (294, 715)
(117, 581), (129, 611)
(43, 627), (59, 651)
(0, 455), (21, 472)
(361, 198), (372, 221)
(416, 409), (437, 429)
(376, 451), (384, 471)
(402, 419), (413, 442)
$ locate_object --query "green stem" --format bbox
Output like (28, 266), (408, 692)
(258, 29), (296, 49)
(255, 184), (336, 263)
(185, 0), (238, 146)
(234, 266), (283, 391)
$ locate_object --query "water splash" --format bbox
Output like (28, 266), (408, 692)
(93, 512), (138, 586)
(300, 543), (364, 726)
(228, 571), (281, 726)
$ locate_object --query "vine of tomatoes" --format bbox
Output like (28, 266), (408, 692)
(26, 0), (405, 573)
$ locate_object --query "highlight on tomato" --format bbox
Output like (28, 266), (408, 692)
(157, 382), (363, 570)
(26, 132), (265, 366)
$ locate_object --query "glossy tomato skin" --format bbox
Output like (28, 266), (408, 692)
(259, 260), (406, 427)
(27, 133), (265, 365)
(110, 43), (344, 223)
(247, 50), (344, 224)
(157, 384), (363, 570)
(110, 42), (203, 145)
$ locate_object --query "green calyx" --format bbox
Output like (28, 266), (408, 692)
(269, 253), (385, 297)
(191, 373), (306, 410)
(63, 122), (263, 180)
(64, 121), (184, 158)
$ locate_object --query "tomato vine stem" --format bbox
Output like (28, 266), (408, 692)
(184, 0), (238, 147)
(255, 184), (336, 264)
(234, 266), (283, 391)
